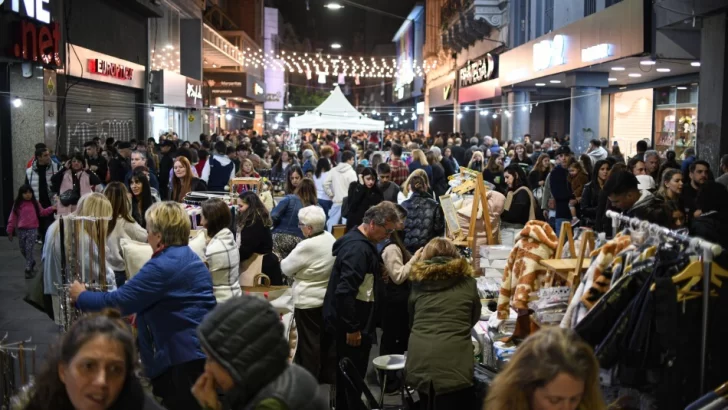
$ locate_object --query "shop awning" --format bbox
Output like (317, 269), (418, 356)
(202, 23), (244, 68)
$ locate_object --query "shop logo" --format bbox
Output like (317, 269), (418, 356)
(443, 84), (452, 100)
(88, 59), (133, 81)
(254, 83), (264, 95)
(187, 83), (202, 103)
(459, 54), (496, 88)
(533, 34), (566, 72)
(581, 43), (613, 62)
(265, 92), (281, 102)
(2, 0), (52, 24)
(12, 20), (61, 67)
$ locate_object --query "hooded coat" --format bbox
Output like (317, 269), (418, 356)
(401, 192), (445, 254)
(406, 257), (481, 395)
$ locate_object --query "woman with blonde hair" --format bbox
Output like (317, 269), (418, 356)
(398, 168), (430, 204)
(103, 182), (147, 287)
(406, 237), (480, 409)
(484, 327), (605, 410)
(171, 156), (207, 202)
(408, 149), (433, 183)
(468, 151), (485, 172)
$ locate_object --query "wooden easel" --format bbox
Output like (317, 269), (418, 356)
(230, 177), (262, 194)
(449, 171), (495, 248)
(541, 221), (595, 303)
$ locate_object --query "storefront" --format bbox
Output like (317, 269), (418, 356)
(428, 80), (456, 134)
(150, 70), (203, 141)
(203, 72), (265, 134)
(458, 53), (501, 139)
(59, 44), (145, 153)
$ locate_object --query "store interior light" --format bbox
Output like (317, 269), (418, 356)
(457, 113), (463, 119)
(12, 97), (22, 108)
(691, 61), (701, 67)
(550, 80), (561, 84)
(325, 3), (344, 9)
(226, 113), (233, 120)
(464, 106), (470, 111)
(521, 106), (528, 111)
(640, 60), (656, 65)
(628, 73), (642, 77)
(677, 86), (688, 90)
(371, 109), (376, 115)
(504, 110), (511, 117)
(611, 67), (625, 71)
(608, 78), (617, 81)
(331, 43), (342, 49)
(656, 68), (671, 73)
(535, 83), (546, 86)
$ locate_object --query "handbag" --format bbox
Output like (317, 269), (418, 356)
(240, 253), (265, 287)
(59, 188), (80, 206)
(341, 196), (350, 219)
(533, 186), (544, 202)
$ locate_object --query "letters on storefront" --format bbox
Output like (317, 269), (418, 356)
(88, 59), (133, 81)
(459, 54), (497, 88)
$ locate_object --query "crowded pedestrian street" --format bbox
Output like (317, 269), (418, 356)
(2, 0), (728, 409)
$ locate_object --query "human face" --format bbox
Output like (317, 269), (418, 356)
(147, 229), (162, 250)
(363, 175), (375, 189)
(101, 151), (110, 161)
(531, 372), (585, 410)
(236, 198), (249, 213)
(496, 157), (504, 167)
(173, 161), (186, 179)
(289, 172), (302, 187)
(242, 162), (252, 174)
(38, 150), (51, 166)
(516, 146), (524, 156)
(598, 164), (609, 182)
(504, 172), (515, 188)
(608, 191), (638, 211)
(22, 191), (33, 201)
(368, 220), (396, 242)
(379, 173), (391, 184)
(131, 153), (144, 169)
(203, 356), (235, 391)
(71, 158), (84, 171)
(444, 148), (451, 158)
(524, 136), (531, 144)
(672, 210), (685, 228)
(691, 164), (709, 186)
(556, 154), (567, 166)
(129, 179), (142, 197)
(632, 161), (646, 176)
(58, 335), (127, 410)
(568, 167), (578, 178)
(645, 155), (659, 174)
(542, 157), (551, 168)
(281, 152), (289, 163)
(298, 222), (314, 238)
(85, 146), (97, 157)
(666, 173), (683, 196)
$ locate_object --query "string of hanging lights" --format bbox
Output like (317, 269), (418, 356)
(239, 48), (438, 79)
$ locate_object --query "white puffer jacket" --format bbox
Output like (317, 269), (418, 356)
(205, 228), (242, 303)
(281, 231), (336, 309)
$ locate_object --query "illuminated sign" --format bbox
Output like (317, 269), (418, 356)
(2, 0), (51, 24)
(533, 34), (566, 71)
(11, 20), (61, 66)
(88, 59), (133, 81)
(459, 53), (497, 88)
(185, 78), (203, 108)
(443, 84), (452, 100)
(254, 82), (264, 95)
(581, 43), (613, 62)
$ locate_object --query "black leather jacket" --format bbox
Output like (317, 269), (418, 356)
(401, 192), (445, 253)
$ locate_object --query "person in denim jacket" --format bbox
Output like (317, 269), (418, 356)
(271, 178), (318, 260)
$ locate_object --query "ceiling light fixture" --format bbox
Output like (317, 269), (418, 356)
(12, 97), (22, 108)
(677, 86), (688, 90)
(331, 43), (342, 49)
(608, 77), (617, 81)
(549, 80), (561, 84)
(640, 60), (656, 65)
(611, 67), (625, 71)
(325, 3), (344, 9)
(535, 83), (546, 86)
(691, 61), (701, 67)
(628, 73), (642, 77)
(656, 68), (670, 72)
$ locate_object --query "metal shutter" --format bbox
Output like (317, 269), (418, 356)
(62, 81), (140, 154)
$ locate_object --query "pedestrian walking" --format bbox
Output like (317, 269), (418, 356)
(6, 185), (55, 277)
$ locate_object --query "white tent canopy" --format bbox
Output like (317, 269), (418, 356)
(289, 86), (385, 135)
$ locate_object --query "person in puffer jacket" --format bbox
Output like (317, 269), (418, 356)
(401, 175), (445, 254)
(193, 295), (327, 410)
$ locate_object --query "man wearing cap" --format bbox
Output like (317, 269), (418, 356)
(84, 140), (108, 181)
(108, 141), (132, 183)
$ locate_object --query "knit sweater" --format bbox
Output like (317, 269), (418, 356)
(497, 220), (558, 319)
(107, 217), (148, 272)
(206, 228), (242, 303)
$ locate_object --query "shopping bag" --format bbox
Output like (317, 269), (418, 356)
(24, 268), (54, 321)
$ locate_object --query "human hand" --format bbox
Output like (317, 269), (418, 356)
(569, 199), (577, 206)
(7, 233), (13, 242)
(346, 331), (362, 347)
(412, 248), (424, 262)
(69, 281), (86, 303)
(191, 373), (222, 410)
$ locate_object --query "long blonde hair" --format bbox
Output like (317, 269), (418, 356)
(74, 192), (112, 246)
(411, 149), (429, 166)
(484, 327), (605, 410)
(401, 168), (430, 197)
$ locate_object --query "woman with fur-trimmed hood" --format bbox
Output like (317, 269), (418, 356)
(405, 238), (481, 409)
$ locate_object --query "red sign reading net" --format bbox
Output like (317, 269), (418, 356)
(87, 59), (133, 81)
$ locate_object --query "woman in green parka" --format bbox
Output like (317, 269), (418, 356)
(405, 237), (481, 410)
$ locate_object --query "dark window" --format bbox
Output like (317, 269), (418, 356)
(544, 0), (554, 33)
(606, 0), (623, 7)
(584, 0), (597, 16)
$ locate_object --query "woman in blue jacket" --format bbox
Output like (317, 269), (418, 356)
(271, 177), (318, 260)
(70, 201), (216, 410)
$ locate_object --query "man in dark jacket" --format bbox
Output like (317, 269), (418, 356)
(323, 202), (401, 410)
(449, 137), (467, 166)
(158, 140), (176, 200)
(603, 170), (666, 229)
(377, 163), (401, 203)
(84, 141), (108, 181)
(108, 141), (132, 183)
(192, 295), (327, 410)
(547, 146), (573, 235)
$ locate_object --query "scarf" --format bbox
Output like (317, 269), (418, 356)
(503, 186), (536, 221)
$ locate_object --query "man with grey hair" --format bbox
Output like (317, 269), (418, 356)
(450, 137), (466, 166)
(465, 136), (481, 165)
(529, 140), (544, 164)
(323, 201), (401, 409)
(125, 150), (160, 190)
(430, 146), (455, 177)
(643, 149), (661, 182)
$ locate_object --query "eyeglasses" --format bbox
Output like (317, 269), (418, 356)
(377, 224), (395, 235)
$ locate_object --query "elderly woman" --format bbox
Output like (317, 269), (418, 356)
(70, 201), (216, 410)
(201, 198), (241, 303)
(280, 206), (336, 382)
(18, 310), (164, 410)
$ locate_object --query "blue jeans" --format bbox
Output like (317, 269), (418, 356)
(327, 203), (343, 232)
(553, 218), (570, 237)
(318, 199), (333, 219)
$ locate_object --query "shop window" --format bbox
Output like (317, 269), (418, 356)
(610, 89), (653, 158)
(653, 84), (698, 158)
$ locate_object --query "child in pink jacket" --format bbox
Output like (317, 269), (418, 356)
(7, 185), (55, 277)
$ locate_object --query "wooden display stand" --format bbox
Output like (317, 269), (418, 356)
(444, 172), (495, 248)
(230, 177), (262, 194)
(540, 221), (595, 303)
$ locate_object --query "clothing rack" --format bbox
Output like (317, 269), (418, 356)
(0, 335), (37, 410)
(606, 211), (723, 394)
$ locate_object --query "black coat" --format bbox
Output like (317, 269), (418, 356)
(449, 145), (466, 166)
(430, 163), (449, 197)
(108, 156), (131, 183)
(440, 158), (456, 178)
(691, 212), (728, 268)
(401, 192), (445, 253)
(159, 151), (175, 199)
(501, 188), (534, 226)
(345, 182), (383, 231)
(580, 181), (601, 226)
(85, 155), (108, 181)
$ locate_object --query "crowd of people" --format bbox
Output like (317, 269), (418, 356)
(6, 126), (728, 410)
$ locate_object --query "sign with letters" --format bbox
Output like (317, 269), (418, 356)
(2, 0), (61, 67)
(581, 43), (614, 62)
(88, 59), (133, 81)
(2, 0), (51, 24)
(533, 34), (566, 71)
(459, 53), (498, 88)
(185, 78), (203, 109)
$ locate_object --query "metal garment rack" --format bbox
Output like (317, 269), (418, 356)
(606, 211), (723, 393)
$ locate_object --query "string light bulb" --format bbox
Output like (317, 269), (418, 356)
(86, 105), (92, 114)
(12, 97), (22, 108)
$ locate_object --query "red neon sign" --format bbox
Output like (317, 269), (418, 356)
(88, 59), (134, 81)
(12, 20), (62, 67)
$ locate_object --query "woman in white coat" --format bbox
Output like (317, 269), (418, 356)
(200, 198), (241, 303)
(281, 205), (336, 382)
(103, 182), (147, 287)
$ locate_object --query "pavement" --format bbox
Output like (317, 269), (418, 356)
(0, 238), (410, 408)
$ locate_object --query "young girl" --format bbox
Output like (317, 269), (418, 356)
(7, 185), (55, 277)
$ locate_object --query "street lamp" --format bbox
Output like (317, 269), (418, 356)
(325, 3), (344, 9)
